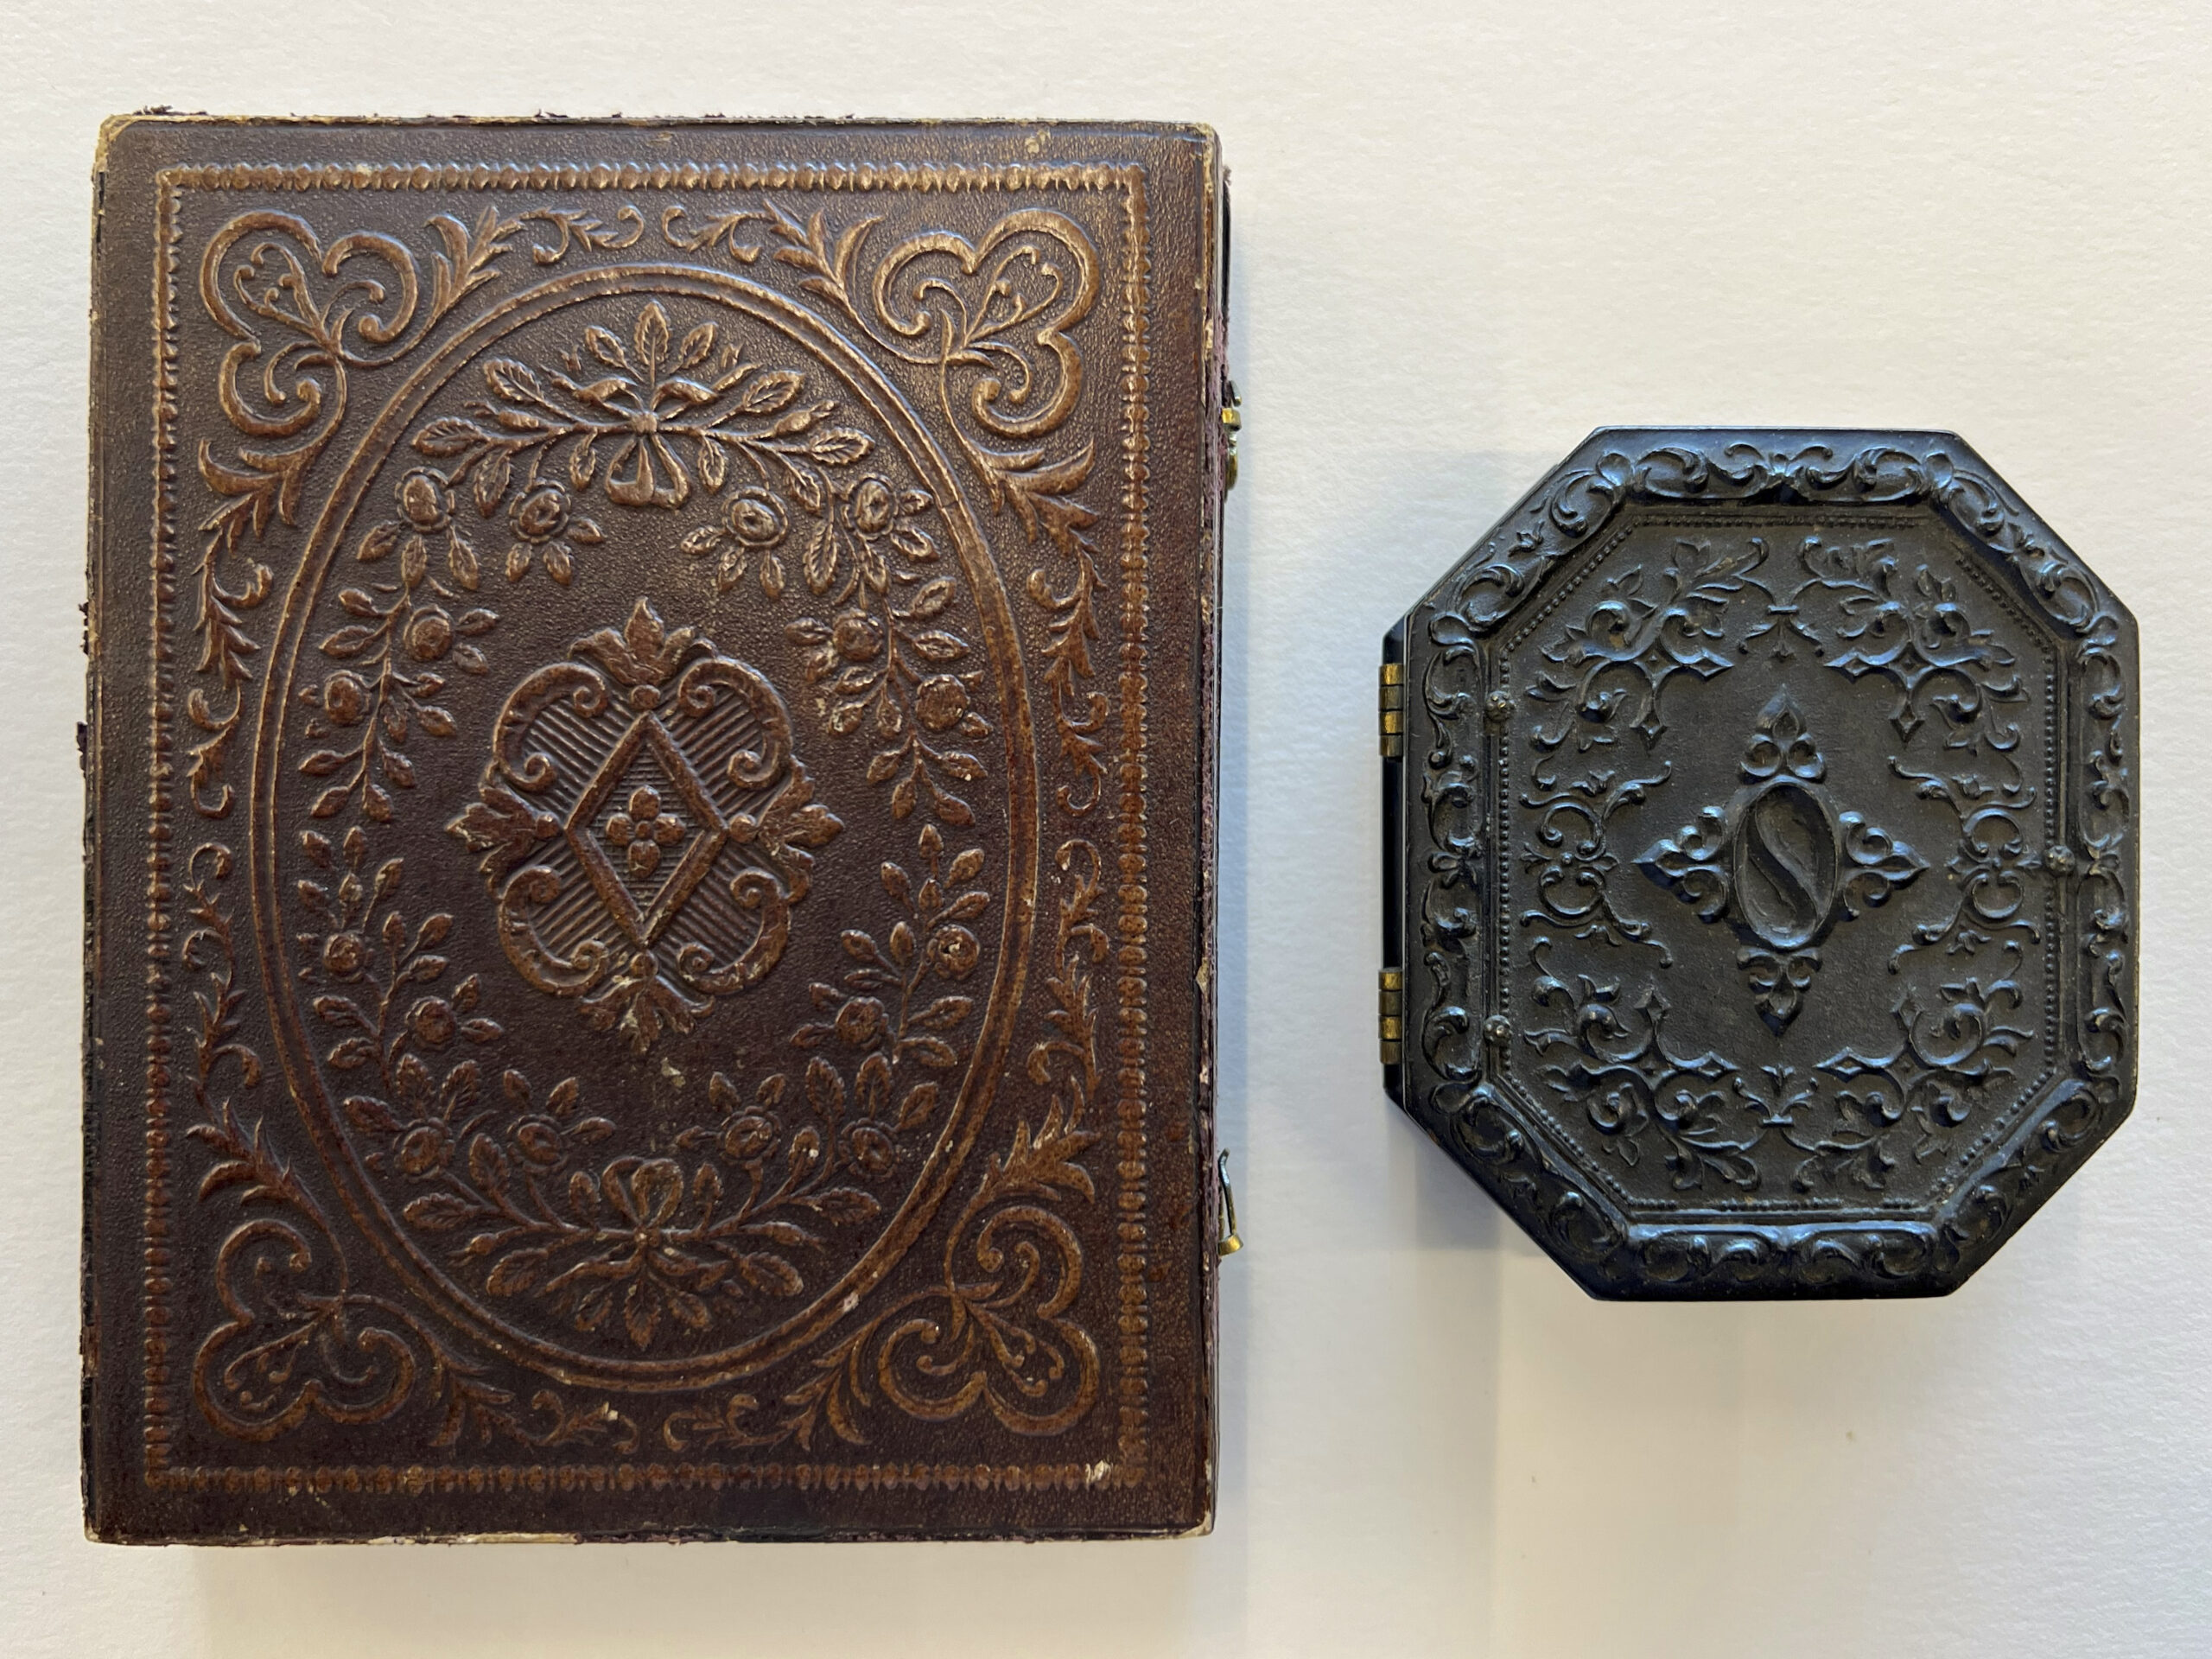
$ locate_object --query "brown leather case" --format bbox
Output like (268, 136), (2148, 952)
(83, 117), (1226, 1541)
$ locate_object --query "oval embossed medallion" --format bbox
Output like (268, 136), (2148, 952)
(255, 269), (1037, 1383)
(1734, 781), (1838, 950)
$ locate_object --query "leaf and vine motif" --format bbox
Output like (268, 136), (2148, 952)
(517, 204), (647, 264)
(678, 467), (938, 602)
(1788, 537), (2046, 975)
(401, 289), (984, 828)
(656, 837), (1102, 1446)
(1528, 537), (1773, 753)
(1796, 536), (2030, 763)
(190, 1100), (637, 1451)
(188, 209), (521, 817)
(330, 997), (859, 1357)
(1438, 440), (2109, 643)
(388, 824), (987, 1352)
(781, 548), (991, 827)
(1525, 936), (2028, 1197)
(181, 842), (264, 1100)
(1028, 515), (1109, 816)
(747, 199), (1112, 815)
(1524, 943), (1748, 1192)
(1026, 840), (1109, 1120)
(399, 1083), (855, 1355)
(776, 821), (990, 1133)
(416, 299), (890, 558)
(660, 811), (1103, 1448)
(662, 1098), (1099, 1452)
(184, 530), (270, 821)
(1417, 687), (1490, 1082)
(194, 832), (628, 1449)
(301, 469), (500, 823)
(679, 454), (977, 818)
(1888, 764), (2044, 971)
(2075, 689), (2132, 1090)
(1808, 977), (2031, 1179)
(358, 451), (607, 590)
(294, 828), (505, 1123)
(759, 204), (1098, 519)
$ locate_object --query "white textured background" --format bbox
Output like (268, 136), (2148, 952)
(5, 3), (2208, 1655)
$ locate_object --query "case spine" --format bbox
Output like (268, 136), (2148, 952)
(1380, 623), (1407, 1102)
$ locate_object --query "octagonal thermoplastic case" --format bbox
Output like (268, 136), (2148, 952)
(1379, 429), (2137, 1298)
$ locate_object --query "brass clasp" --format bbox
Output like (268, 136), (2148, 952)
(1216, 1149), (1243, 1257)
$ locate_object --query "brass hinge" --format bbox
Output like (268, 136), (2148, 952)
(1379, 967), (1404, 1065)
(1379, 661), (1406, 757)
(1216, 1149), (1243, 1257)
(1220, 378), (1242, 491)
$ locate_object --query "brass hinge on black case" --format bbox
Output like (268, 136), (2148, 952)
(1378, 660), (1406, 757)
(1380, 629), (1407, 1097)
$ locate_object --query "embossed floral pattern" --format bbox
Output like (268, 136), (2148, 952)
(602, 784), (687, 878)
(294, 827), (505, 1140)
(383, 823), (989, 1353)
(159, 181), (1131, 1473)
(412, 301), (880, 537)
(298, 468), (504, 824)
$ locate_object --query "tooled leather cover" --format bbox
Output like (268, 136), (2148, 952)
(83, 118), (1224, 1541)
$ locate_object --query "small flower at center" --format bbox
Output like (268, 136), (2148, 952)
(404, 607), (454, 663)
(606, 785), (685, 877)
(397, 468), (453, 532)
(509, 482), (571, 544)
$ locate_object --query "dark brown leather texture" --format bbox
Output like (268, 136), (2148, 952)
(83, 117), (1225, 1541)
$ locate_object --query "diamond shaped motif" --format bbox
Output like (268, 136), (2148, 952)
(449, 599), (843, 1049)
(564, 710), (732, 950)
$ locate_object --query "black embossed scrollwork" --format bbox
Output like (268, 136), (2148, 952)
(1635, 691), (1926, 1032)
(1433, 440), (2113, 645)
(1409, 433), (2133, 1294)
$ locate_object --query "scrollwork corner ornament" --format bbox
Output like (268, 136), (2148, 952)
(181, 847), (634, 1452)
(186, 207), (525, 823)
(1393, 428), (2136, 1299)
